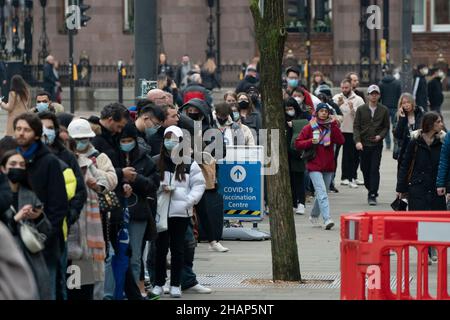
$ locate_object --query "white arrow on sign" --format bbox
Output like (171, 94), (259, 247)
(230, 165), (246, 183)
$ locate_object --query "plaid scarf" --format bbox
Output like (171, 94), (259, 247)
(310, 117), (332, 147)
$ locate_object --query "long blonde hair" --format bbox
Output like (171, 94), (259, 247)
(203, 58), (217, 74)
(397, 93), (416, 120)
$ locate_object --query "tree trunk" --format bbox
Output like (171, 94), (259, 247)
(250, 0), (301, 281)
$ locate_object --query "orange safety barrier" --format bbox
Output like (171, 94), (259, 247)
(341, 211), (450, 300)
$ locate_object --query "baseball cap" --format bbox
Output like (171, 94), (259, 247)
(367, 85), (380, 94)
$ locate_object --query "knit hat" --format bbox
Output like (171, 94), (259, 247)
(315, 103), (331, 114)
(120, 122), (138, 139)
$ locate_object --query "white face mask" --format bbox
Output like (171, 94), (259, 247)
(394, 72), (400, 80)
(438, 71), (446, 79)
(286, 110), (296, 117)
(294, 97), (304, 105)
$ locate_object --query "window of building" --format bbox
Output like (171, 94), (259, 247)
(431, 0), (450, 32)
(285, 0), (332, 33)
(412, 0), (426, 32)
(123, 0), (134, 34)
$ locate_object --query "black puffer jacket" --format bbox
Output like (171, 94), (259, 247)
(396, 130), (447, 211)
(25, 141), (69, 242)
(379, 75), (402, 110)
(124, 146), (160, 221)
(394, 106), (425, 164)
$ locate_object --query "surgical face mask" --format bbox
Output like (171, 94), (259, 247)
(120, 141), (136, 153)
(286, 110), (296, 117)
(76, 139), (90, 152)
(421, 68), (429, 76)
(164, 140), (178, 151)
(145, 126), (160, 138)
(232, 112), (240, 122)
(294, 97), (304, 105)
(42, 127), (56, 145)
(238, 101), (250, 109)
(287, 79), (299, 88)
(36, 102), (49, 113)
(7, 168), (27, 184)
(438, 71), (446, 79)
(394, 72), (401, 80)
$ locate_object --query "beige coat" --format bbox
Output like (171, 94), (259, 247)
(333, 91), (365, 134)
(1, 91), (30, 136)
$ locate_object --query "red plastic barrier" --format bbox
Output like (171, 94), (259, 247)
(341, 212), (450, 300)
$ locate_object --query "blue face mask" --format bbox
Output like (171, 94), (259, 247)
(287, 79), (299, 88)
(120, 141), (136, 153)
(232, 112), (241, 122)
(164, 140), (178, 151)
(145, 126), (159, 138)
(76, 139), (90, 152)
(36, 103), (49, 113)
(42, 127), (56, 145)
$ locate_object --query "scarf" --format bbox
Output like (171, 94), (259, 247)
(17, 142), (39, 160)
(310, 117), (332, 147)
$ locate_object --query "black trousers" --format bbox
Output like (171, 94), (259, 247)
(290, 171), (305, 207)
(197, 190), (224, 242)
(359, 144), (383, 197)
(155, 217), (190, 287)
(342, 133), (359, 181)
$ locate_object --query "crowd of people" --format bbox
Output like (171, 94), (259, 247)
(0, 51), (448, 299)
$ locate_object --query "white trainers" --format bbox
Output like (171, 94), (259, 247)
(340, 179), (350, 186)
(209, 241), (229, 252)
(355, 179), (365, 186)
(184, 284), (212, 294)
(151, 285), (163, 296)
(163, 283), (170, 294)
(324, 219), (335, 230)
(296, 204), (305, 215)
(309, 216), (320, 226)
(170, 286), (182, 298)
(349, 180), (358, 189)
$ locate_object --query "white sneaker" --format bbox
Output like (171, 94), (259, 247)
(296, 204), (305, 215)
(340, 179), (350, 186)
(184, 284), (212, 294)
(170, 286), (182, 298)
(309, 216), (320, 226)
(209, 241), (229, 252)
(349, 180), (358, 189)
(163, 283), (170, 294)
(324, 219), (335, 230)
(355, 179), (365, 186)
(151, 285), (163, 296)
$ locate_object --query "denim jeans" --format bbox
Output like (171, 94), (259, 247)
(181, 222), (198, 290)
(128, 220), (148, 284)
(103, 244), (115, 299)
(309, 172), (333, 222)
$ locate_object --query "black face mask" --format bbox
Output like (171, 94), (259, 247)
(238, 101), (250, 109)
(188, 113), (202, 121)
(7, 168), (27, 185)
(217, 117), (228, 126)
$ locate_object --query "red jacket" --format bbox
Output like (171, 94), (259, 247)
(295, 121), (345, 172)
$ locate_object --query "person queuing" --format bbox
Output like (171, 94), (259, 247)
(428, 68), (445, 114)
(13, 113), (69, 299)
(0, 150), (52, 299)
(379, 67), (402, 151)
(396, 112), (446, 263)
(295, 103), (345, 230)
(333, 79), (365, 189)
(413, 64), (430, 111)
(285, 98), (308, 215)
(236, 92), (262, 143)
(32, 91), (64, 114)
(353, 85), (390, 206)
(393, 93), (425, 170)
(0, 75), (30, 137)
(214, 102), (255, 147)
(345, 72), (366, 102)
(151, 126), (206, 298)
